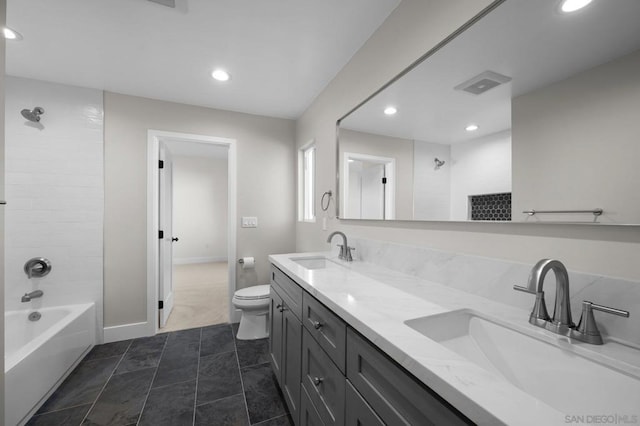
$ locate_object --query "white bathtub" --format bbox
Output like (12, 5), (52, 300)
(5, 303), (96, 426)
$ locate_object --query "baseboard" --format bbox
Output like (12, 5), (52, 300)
(173, 256), (227, 265)
(103, 322), (152, 343)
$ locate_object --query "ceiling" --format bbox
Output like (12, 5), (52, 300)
(5, 0), (400, 119)
(340, 0), (640, 144)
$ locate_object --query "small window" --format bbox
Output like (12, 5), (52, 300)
(299, 143), (316, 222)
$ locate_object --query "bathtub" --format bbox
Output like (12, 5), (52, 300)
(5, 303), (96, 426)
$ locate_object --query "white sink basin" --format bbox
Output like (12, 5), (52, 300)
(291, 256), (341, 270)
(405, 310), (640, 413)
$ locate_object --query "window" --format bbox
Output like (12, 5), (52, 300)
(299, 143), (316, 222)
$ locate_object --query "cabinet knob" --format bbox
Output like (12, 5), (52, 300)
(312, 320), (323, 330)
(313, 377), (323, 386)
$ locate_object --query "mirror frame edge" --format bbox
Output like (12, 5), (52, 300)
(335, 0), (507, 221)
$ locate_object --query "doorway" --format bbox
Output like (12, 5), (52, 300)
(342, 152), (396, 219)
(147, 130), (237, 335)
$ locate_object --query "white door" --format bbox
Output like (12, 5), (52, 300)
(360, 163), (385, 219)
(158, 142), (175, 328)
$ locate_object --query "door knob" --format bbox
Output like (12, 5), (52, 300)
(172, 237), (179, 242)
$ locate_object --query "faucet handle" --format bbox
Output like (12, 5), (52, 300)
(345, 246), (355, 262)
(573, 301), (629, 345)
(513, 284), (536, 295)
(336, 244), (345, 259)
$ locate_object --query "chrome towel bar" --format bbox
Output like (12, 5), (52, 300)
(523, 208), (603, 217)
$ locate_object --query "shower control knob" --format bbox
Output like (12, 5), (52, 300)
(172, 237), (179, 242)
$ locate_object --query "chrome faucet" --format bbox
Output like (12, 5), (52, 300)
(514, 259), (629, 344)
(21, 290), (43, 302)
(326, 231), (354, 261)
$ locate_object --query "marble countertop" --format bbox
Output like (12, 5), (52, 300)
(269, 252), (640, 426)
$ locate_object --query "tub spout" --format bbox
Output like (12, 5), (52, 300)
(21, 290), (43, 302)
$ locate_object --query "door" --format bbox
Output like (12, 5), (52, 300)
(360, 162), (385, 220)
(158, 142), (175, 328)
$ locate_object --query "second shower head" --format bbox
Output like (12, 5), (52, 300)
(21, 107), (45, 122)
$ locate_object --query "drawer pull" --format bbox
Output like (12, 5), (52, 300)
(313, 376), (324, 386)
(312, 320), (323, 330)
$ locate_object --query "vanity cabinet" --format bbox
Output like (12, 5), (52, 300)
(270, 266), (303, 425)
(270, 264), (473, 426)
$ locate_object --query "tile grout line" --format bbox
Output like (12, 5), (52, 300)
(256, 413), (289, 425)
(134, 335), (170, 426)
(232, 326), (253, 425)
(78, 339), (134, 424)
(191, 327), (203, 426)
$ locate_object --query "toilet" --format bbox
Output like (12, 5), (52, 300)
(232, 284), (271, 340)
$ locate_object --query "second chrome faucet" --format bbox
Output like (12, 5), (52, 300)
(514, 259), (629, 345)
(326, 231), (354, 261)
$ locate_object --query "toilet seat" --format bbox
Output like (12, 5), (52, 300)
(233, 284), (270, 300)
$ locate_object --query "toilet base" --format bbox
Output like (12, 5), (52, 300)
(236, 311), (269, 340)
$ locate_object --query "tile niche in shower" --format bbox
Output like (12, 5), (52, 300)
(469, 192), (512, 221)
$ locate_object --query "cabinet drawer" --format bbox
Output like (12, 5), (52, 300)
(346, 328), (472, 426)
(272, 265), (303, 320)
(302, 293), (346, 373)
(345, 380), (384, 426)
(301, 329), (345, 426)
(300, 382), (326, 426)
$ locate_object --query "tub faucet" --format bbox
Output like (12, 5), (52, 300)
(326, 231), (354, 261)
(21, 290), (44, 303)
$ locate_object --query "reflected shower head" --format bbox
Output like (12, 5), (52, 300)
(21, 107), (45, 122)
(434, 158), (446, 169)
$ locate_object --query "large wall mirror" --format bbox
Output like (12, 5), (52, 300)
(337, 0), (640, 224)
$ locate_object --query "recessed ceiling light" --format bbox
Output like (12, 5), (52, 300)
(3, 27), (23, 41)
(560, 0), (593, 13)
(465, 124), (479, 132)
(211, 69), (231, 82)
(384, 106), (397, 116)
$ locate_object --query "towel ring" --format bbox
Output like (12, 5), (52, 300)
(321, 190), (332, 211)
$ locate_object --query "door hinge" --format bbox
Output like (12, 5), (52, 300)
(382, 177), (387, 184)
(159, 160), (164, 169)
(158, 300), (164, 309)
(159, 230), (164, 239)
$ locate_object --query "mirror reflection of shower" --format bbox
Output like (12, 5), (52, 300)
(434, 157), (445, 170)
(21, 106), (45, 122)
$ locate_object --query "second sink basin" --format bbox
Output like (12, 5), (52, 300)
(405, 309), (640, 414)
(291, 256), (342, 270)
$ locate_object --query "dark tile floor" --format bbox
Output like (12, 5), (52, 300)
(27, 324), (292, 426)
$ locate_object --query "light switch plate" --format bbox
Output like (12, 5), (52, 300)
(241, 216), (258, 228)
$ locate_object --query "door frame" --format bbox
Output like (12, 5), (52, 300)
(342, 152), (396, 220)
(146, 130), (237, 335)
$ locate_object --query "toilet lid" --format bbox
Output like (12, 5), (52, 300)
(234, 284), (270, 300)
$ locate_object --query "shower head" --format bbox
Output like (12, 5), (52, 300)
(21, 107), (45, 122)
(434, 158), (446, 169)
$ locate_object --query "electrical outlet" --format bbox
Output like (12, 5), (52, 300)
(241, 216), (258, 228)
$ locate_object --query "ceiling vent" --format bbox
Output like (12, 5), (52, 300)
(454, 71), (512, 95)
(148, 0), (175, 8)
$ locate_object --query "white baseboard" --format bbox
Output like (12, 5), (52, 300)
(174, 256), (227, 265)
(103, 322), (152, 343)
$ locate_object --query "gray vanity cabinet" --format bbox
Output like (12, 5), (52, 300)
(301, 328), (345, 426)
(270, 263), (473, 426)
(270, 266), (303, 425)
(345, 380), (384, 426)
(346, 328), (471, 426)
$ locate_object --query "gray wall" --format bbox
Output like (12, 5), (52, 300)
(295, 0), (640, 282)
(104, 92), (296, 327)
(513, 49), (640, 224)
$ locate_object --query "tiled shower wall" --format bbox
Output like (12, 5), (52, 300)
(4, 77), (104, 334)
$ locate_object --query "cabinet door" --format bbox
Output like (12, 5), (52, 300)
(269, 288), (284, 385)
(345, 380), (384, 426)
(282, 307), (302, 425)
(301, 329), (345, 426)
(300, 383), (326, 426)
(346, 328), (472, 426)
(302, 293), (346, 373)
